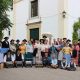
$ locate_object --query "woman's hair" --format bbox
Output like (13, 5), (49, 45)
(7, 50), (11, 53)
(69, 44), (72, 48)
(40, 39), (44, 44)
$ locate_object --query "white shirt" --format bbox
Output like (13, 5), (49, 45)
(41, 44), (50, 52)
(10, 44), (16, 52)
(34, 43), (41, 49)
(27, 44), (33, 53)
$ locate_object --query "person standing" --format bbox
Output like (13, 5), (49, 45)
(33, 40), (38, 63)
(2, 37), (9, 48)
(26, 41), (34, 64)
(50, 43), (58, 60)
(9, 39), (16, 65)
(19, 41), (26, 60)
(41, 40), (50, 66)
(27, 41), (33, 54)
(2, 37), (9, 56)
(16, 40), (20, 51)
(58, 48), (64, 68)
(50, 43), (58, 68)
(72, 43), (78, 66)
(35, 40), (42, 65)
(62, 43), (72, 68)
(40, 39), (45, 65)
(15, 40), (20, 60)
(2, 37), (9, 67)
(75, 43), (79, 65)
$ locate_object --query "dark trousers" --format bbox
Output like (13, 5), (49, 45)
(58, 60), (62, 68)
(42, 57), (51, 66)
(41, 52), (45, 58)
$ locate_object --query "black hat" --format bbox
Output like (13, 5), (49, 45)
(78, 39), (80, 41)
(67, 39), (71, 42)
(43, 35), (47, 38)
(23, 39), (27, 42)
(10, 39), (15, 42)
(63, 38), (67, 40)
(4, 37), (9, 39)
(40, 39), (44, 41)
(16, 39), (20, 42)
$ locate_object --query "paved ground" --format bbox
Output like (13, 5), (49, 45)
(0, 67), (80, 80)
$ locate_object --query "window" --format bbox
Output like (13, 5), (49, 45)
(31, 0), (38, 17)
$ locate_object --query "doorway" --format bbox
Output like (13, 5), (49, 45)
(30, 28), (39, 40)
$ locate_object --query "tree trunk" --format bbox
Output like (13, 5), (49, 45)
(0, 30), (3, 41)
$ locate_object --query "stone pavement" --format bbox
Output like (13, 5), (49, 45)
(0, 67), (80, 80)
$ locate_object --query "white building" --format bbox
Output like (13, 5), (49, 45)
(8, 0), (80, 41)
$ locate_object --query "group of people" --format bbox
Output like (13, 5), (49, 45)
(0, 36), (80, 71)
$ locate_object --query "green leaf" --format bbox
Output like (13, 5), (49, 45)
(72, 18), (80, 42)
(0, 0), (13, 40)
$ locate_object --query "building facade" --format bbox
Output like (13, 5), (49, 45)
(10, 0), (80, 41)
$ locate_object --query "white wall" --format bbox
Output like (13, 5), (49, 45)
(40, 0), (59, 39)
(14, 0), (29, 40)
(14, 0), (80, 40)
(14, 0), (59, 40)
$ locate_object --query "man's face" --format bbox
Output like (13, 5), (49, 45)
(53, 39), (56, 42)
(11, 41), (14, 44)
(37, 41), (39, 44)
(52, 43), (54, 46)
(41, 40), (43, 43)
(64, 39), (66, 42)
(17, 42), (19, 44)
(28, 41), (31, 45)
(44, 40), (48, 44)
(5, 38), (8, 41)
(57, 38), (60, 41)
(78, 41), (80, 43)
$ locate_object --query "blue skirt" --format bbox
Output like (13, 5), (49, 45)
(0, 53), (4, 63)
(64, 54), (71, 66)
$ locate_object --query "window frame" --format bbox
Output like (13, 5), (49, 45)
(29, 0), (39, 19)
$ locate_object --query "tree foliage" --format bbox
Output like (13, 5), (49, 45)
(72, 18), (80, 42)
(0, 0), (13, 40)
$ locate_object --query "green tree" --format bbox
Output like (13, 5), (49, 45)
(72, 18), (80, 42)
(0, 0), (13, 40)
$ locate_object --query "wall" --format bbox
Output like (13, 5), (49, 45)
(14, 0), (80, 41)
(40, 0), (59, 39)
(13, 0), (29, 40)
(14, 0), (60, 40)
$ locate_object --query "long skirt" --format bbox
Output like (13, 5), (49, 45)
(0, 53), (4, 63)
(64, 54), (71, 67)
(72, 50), (78, 65)
(74, 51), (79, 65)
(51, 59), (57, 65)
(36, 49), (42, 63)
